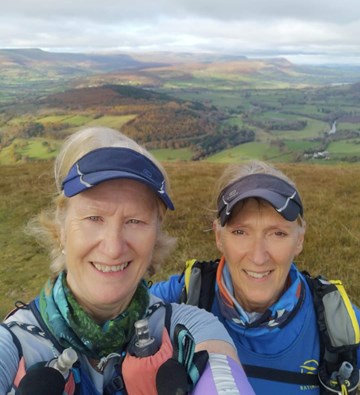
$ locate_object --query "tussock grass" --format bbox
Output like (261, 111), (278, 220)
(1, 161), (360, 319)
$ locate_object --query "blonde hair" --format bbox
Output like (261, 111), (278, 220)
(214, 160), (305, 226)
(29, 127), (176, 277)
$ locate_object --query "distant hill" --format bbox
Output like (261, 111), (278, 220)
(2, 49), (360, 106)
(82, 56), (360, 89)
(37, 84), (174, 109)
(0, 48), (159, 73)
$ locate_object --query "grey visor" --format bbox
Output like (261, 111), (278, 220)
(217, 173), (303, 226)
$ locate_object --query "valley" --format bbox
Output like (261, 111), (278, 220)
(0, 49), (360, 164)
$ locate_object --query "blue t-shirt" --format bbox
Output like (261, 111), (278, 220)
(151, 267), (360, 395)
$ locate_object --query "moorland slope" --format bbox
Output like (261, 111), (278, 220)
(1, 160), (359, 319)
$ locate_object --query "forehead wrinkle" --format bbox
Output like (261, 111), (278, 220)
(67, 181), (158, 217)
(228, 199), (297, 229)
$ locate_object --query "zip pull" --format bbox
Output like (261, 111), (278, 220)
(97, 352), (122, 372)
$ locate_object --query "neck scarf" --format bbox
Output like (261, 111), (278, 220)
(216, 257), (305, 337)
(39, 272), (149, 359)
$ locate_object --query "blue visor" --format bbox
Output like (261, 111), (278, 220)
(61, 147), (174, 210)
(217, 173), (303, 226)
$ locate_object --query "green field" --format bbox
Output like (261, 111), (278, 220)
(205, 142), (286, 163)
(86, 114), (137, 129)
(150, 148), (194, 161)
(226, 117), (245, 128)
(269, 119), (329, 139)
(337, 122), (360, 131)
(0, 138), (61, 164)
(6, 115), (34, 125)
(328, 140), (360, 155)
(37, 114), (93, 126)
(284, 140), (320, 151)
(37, 115), (73, 123)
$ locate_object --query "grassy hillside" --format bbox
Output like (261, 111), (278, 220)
(1, 160), (360, 319)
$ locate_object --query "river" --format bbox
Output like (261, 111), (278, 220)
(328, 120), (337, 135)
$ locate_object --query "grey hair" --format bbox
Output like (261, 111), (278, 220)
(29, 127), (176, 278)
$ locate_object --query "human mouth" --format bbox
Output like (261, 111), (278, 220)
(92, 262), (130, 273)
(245, 270), (272, 279)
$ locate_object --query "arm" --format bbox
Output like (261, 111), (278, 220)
(0, 325), (20, 394)
(195, 340), (239, 363)
(169, 302), (233, 347)
(150, 274), (184, 303)
(191, 353), (255, 395)
(169, 304), (254, 394)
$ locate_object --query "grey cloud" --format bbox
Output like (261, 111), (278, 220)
(1, 0), (360, 64)
(3, 0), (360, 24)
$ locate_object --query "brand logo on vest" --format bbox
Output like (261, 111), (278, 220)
(299, 359), (319, 390)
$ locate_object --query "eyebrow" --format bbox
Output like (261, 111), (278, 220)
(227, 219), (297, 230)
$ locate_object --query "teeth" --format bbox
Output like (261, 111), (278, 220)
(93, 262), (129, 273)
(246, 271), (270, 279)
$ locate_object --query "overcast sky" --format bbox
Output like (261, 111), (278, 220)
(2, 0), (360, 65)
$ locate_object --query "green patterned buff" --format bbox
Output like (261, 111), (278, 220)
(39, 272), (149, 359)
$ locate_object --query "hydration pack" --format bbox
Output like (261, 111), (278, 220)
(179, 259), (360, 395)
(3, 299), (208, 395)
(2, 301), (88, 395)
(303, 272), (360, 394)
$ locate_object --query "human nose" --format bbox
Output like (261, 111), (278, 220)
(248, 236), (269, 266)
(101, 223), (127, 259)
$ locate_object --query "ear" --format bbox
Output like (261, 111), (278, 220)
(213, 220), (224, 253)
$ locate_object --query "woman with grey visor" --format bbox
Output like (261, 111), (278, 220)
(0, 127), (255, 395)
(151, 160), (360, 395)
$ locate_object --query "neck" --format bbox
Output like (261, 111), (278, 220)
(76, 292), (135, 323)
(234, 275), (291, 313)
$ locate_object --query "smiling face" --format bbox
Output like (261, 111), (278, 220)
(60, 179), (160, 322)
(215, 198), (305, 313)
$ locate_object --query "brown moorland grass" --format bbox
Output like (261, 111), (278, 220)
(0, 161), (360, 319)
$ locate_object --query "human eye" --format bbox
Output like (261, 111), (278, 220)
(87, 216), (102, 222)
(232, 229), (245, 236)
(127, 218), (142, 225)
(274, 230), (287, 237)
